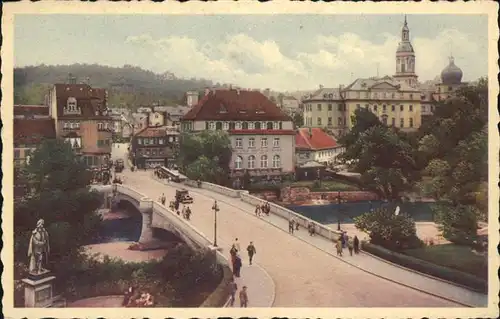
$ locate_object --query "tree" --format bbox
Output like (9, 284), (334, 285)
(339, 109), (417, 201)
(292, 112), (304, 128)
(14, 139), (102, 280)
(178, 130), (232, 184)
(354, 206), (423, 251)
(417, 80), (488, 245)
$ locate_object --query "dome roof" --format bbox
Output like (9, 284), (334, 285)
(397, 41), (414, 53)
(441, 56), (463, 85)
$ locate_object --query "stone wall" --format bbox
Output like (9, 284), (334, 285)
(280, 186), (378, 204)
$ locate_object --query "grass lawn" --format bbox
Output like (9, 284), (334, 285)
(403, 244), (488, 279)
(290, 180), (359, 192)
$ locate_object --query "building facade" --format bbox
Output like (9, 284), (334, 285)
(47, 83), (113, 167)
(181, 89), (295, 183)
(302, 16), (467, 135)
(131, 126), (179, 169)
(295, 128), (345, 167)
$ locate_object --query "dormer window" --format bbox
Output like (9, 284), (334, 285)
(235, 122), (242, 130)
(249, 122), (255, 129)
(219, 104), (228, 113)
(98, 122), (104, 131)
(64, 97), (80, 115)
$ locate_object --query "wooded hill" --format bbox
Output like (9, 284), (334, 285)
(14, 64), (227, 109)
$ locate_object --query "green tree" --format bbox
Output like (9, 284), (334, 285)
(339, 109), (417, 201)
(14, 139), (102, 280)
(417, 79), (488, 245)
(354, 206), (423, 251)
(178, 130), (232, 184)
(292, 112), (304, 128)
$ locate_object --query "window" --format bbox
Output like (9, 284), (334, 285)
(66, 97), (78, 111)
(261, 138), (268, 148)
(400, 105), (404, 111)
(409, 118), (414, 128)
(391, 118), (396, 126)
(249, 122), (255, 129)
(400, 118), (404, 128)
(216, 122), (222, 130)
(236, 122), (242, 130)
(168, 136), (173, 143)
(409, 94), (413, 99)
(383, 105), (387, 112)
(209, 122), (216, 130)
(373, 105), (378, 112)
(356, 104), (361, 109)
(328, 104), (333, 111)
(392, 93), (395, 99)
(255, 122), (261, 129)
(273, 137), (280, 148)
(248, 155), (255, 169)
(328, 117), (332, 126)
(229, 122), (235, 130)
(267, 122), (273, 130)
(391, 105), (395, 112)
(317, 104), (322, 111)
(223, 122), (229, 130)
(338, 117), (342, 125)
(337, 104), (342, 111)
(14, 150), (20, 159)
(138, 138), (143, 145)
(249, 137), (255, 148)
(64, 122), (69, 129)
(242, 122), (248, 129)
(409, 105), (413, 112)
(235, 138), (243, 148)
(272, 155), (281, 168)
(97, 122), (104, 130)
(235, 156), (243, 169)
(382, 116), (388, 125)
(317, 117), (322, 126)
(260, 155), (268, 168)
(159, 139), (164, 144)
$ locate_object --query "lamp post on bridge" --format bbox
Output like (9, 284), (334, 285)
(212, 200), (220, 247)
(336, 191), (347, 231)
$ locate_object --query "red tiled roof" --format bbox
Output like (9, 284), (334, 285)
(14, 105), (49, 116)
(135, 126), (168, 138)
(295, 128), (338, 150)
(182, 90), (291, 121)
(229, 129), (296, 135)
(54, 84), (108, 118)
(14, 118), (56, 145)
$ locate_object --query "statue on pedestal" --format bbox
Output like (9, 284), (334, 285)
(27, 219), (50, 275)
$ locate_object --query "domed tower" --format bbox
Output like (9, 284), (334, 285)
(393, 16), (418, 87)
(436, 55), (464, 100)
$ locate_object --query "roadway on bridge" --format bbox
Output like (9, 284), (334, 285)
(111, 145), (464, 307)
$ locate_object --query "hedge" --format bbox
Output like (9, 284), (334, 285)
(199, 263), (233, 307)
(360, 241), (488, 293)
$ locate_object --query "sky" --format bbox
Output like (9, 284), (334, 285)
(14, 14), (488, 92)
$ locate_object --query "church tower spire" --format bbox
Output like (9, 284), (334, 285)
(394, 15), (418, 87)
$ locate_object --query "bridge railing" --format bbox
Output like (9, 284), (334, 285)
(187, 180), (344, 243)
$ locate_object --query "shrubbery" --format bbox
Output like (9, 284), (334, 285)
(354, 206), (423, 251)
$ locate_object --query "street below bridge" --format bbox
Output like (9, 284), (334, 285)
(110, 145), (467, 307)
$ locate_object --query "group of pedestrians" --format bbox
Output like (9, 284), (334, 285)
(160, 192), (192, 220)
(288, 217), (300, 234)
(335, 232), (360, 257)
(254, 202), (271, 217)
(228, 238), (256, 307)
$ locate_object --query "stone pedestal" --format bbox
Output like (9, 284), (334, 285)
(22, 271), (56, 308)
(138, 197), (154, 244)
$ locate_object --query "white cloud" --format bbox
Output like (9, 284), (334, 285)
(125, 28), (485, 91)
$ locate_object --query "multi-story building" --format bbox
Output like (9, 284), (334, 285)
(131, 126), (179, 169)
(181, 88), (295, 184)
(302, 16), (467, 135)
(295, 128), (344, 167)
(47, 83), (113, 167)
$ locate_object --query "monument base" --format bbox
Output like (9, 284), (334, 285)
(22, 272), (56, 308)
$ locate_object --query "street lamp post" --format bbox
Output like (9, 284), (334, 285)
(212, 200), (220, 247)
(336, 191), (346, 231)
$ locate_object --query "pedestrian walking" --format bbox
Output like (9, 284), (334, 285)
(288, 219), (294, 234)
(233, 238), (241, 252)
(229, 277), (238, 307)
(353, 235), (360, 254)
(247, 242), (256, 265)
(347, 238), (354, 256)
(343, 232), (349, 249)
(230, 244), (238, 266)
(340, 232), (346, 248)
(185, 206), (191, 220)
(233, 254), (242, 278)
(255, 205), (261, 217)
(239, 286), (248, 307)
(336, 237), (343, 256)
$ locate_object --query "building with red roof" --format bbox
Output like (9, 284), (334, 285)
(47, 82), (113, 167)
(295, 128), (345, 167)
(14, 118), (56, 166)
(181, 88), (296, 185)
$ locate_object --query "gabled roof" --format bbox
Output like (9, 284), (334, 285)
(303, 87), (342, 101)
(14, 118), (56, 145)
(344, 76), (419, 92)
(54, 83), (109, 118)
(295, 128), (339, 151)
(182, 89), (291, 121)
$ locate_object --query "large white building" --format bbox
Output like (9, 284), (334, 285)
(302, 16), (466, 137)
(181, 88), (296, 184)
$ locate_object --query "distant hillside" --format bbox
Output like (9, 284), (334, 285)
(14, 64), (227, 109)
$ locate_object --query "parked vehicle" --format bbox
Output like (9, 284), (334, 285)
(175, 189), (193, 204)
(115, 159), (124, 173)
